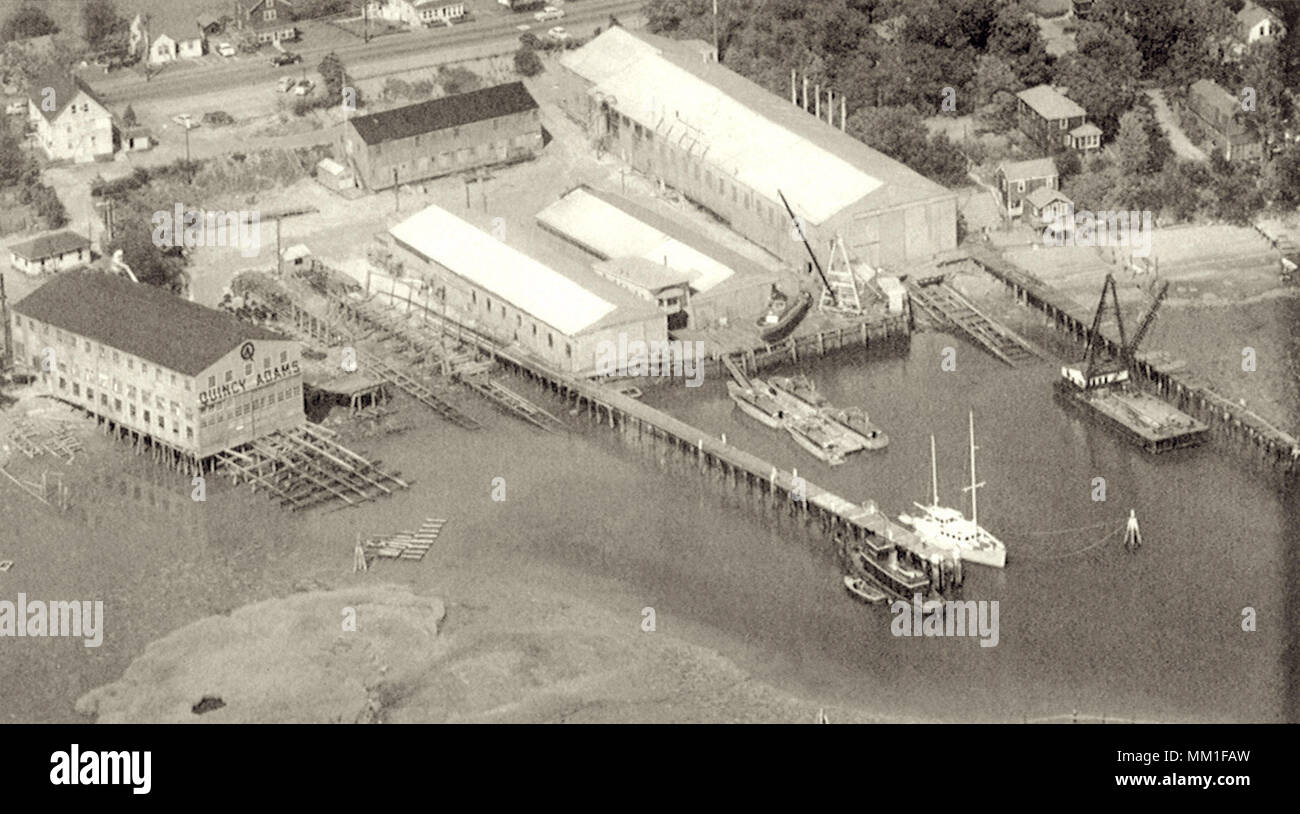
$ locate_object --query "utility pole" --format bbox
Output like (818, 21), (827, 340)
(1, 273), (12, 373)
(712, 0), (719, 62)
(183, 121), (191, 163)
(393, 167), (399, 211)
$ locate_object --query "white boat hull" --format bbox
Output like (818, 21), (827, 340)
(898, 512), (1006, 568)
(729, 389), (785, 429)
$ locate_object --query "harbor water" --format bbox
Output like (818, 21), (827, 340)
(1, 324), (1296, 722)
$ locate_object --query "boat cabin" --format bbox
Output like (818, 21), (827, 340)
(1060, 363), (1129, 390)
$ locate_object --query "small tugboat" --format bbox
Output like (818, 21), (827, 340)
(726, 380), (789, 429)
(786, 415), (852, 465)
(843, 574), (887, 604)
(827, 407), (889, 450)
(756, 290), (813, 343)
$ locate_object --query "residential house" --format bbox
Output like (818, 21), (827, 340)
(197, 13), (223, 36)
(6, 230), (93, 275)
(996, 157), (1060, 220)
(336, 81), (543, 191)
(1016, 84), (1101, 153)
(1237, 1), (1284, 44)
(233, 0), (298, 44)
(366, 0), (465, 27)
(1025, 187), (1075, 236)
(130, 10), (207, 65)
(1185, 78), (1263, 161)
(26, 72), (114, 163)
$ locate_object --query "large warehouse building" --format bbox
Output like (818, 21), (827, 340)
(387, 204), (668, 374)
(560, 27), (958, 272)
(9, 272), (304, 461)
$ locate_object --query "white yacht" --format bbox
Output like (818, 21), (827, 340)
(898, 411), (1007, 568)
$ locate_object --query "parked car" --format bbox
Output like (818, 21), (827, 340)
(547, 26), (570, 42)
(534, 6), (564, 22)
(171, 113), (194, 128)
(217, 42), (236, 57)
(271, 51), (302, 66)
(4, 101), (26, 116)
(293, 79), (314, 96)
(277, 76), (295, 93)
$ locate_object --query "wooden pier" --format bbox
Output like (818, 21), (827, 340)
(964, 244), (1300, 473)
(212, 423), (409, 511)
(906, 277), (1043, 367)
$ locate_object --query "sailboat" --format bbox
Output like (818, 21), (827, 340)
(897, 411), (1007, 568)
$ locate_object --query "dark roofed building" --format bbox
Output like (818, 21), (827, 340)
(1186, 79), (1263, 162)
(9, 272), (304, 459)
(336, 82), (543, 190)
(7, 230), (92, 275)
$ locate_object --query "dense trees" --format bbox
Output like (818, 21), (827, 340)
(514, 46), (544, 77)
(1, 3), (58, 43)
(81, 0), (127, 53)
(846, 106), (969, 187)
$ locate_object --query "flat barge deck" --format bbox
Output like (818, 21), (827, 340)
(1055, 381), (1210, 453)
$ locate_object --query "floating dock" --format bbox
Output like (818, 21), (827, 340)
(1055, 380), (1210, 453)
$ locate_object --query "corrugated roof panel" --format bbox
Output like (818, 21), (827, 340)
(390, 205), (618, 337)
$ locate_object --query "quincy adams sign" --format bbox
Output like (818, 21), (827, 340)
(198, 359), (301, 407)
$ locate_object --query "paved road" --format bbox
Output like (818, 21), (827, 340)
(1144, 89), (1208, 162)
(86, 0), (644, 105)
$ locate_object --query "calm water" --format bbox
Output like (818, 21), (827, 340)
(2, 326), (1295, 722)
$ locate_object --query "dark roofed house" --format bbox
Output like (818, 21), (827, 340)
(1186, 79), (1262, 161)
(336, 82), (542, 191)
(9, 271), (305, 459)
(7, 230), (92, 275)
(1016, 85), (1100, 153)
(995, 157), (1059, 219)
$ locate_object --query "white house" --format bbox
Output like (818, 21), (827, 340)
(130, 12), (206, 65)
(1237, 1), (1284, 44)
(365, 0), (465, 27)
(27, 72), (114, 163)
(7, 230), (92, 275)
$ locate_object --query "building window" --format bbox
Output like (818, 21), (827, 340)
(1059, 119), (1067, 130)
(143, 409), (150, 422)
(547, 333), (554, 349)
(244, 362), (253, 376)
(471, 291), (477, 304)
(73, 383), (80, 396)
(280, 350), (287, 363)
(263, 356), (270, 369)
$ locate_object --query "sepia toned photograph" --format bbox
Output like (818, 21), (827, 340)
(0, 0), (1295, 776)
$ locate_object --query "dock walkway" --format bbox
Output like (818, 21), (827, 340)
(906, 277), (1043, 366)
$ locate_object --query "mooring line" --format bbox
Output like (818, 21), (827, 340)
(1017, 524), (1126, 561)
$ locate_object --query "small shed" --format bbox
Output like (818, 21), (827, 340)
(316, 157), (357, 192)
(6, 230), (92, 275)
(120, 125), (154, 151)
(282, 244), (312, 268)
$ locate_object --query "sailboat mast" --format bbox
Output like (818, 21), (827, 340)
(930, 434), (939, 507)
(969, 411), (978, 527)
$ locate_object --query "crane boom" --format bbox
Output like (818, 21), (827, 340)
(777, 189), (836, 306)
(1125, 281), (1169, 365)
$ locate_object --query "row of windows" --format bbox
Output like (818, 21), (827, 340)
(198, 383), (300, 428)
(204, 350), (290, 389)
(58, 377), (194, 442)
(15, 315), (197, 394)
(469, 290), (572, 357)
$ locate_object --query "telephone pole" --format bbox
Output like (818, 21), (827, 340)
(1, 273), (12, 372)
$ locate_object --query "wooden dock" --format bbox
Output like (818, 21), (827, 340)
(359, 351), (481, 430)
(363, 517), (447, 562)
(964, 244), (1300, 472)
(906, 278), (1043, 367)
(212, 424), (410, 511)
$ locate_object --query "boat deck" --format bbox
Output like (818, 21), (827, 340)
(1064, 383), (1209, 448)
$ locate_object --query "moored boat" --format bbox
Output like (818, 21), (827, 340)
(827, 407), (889, 450)
(786, 416), (851, 465)
(897, 413), (1007, 568)
(756, 290), (813, 343)
(769, 373), (827, 408)
(726, 380), (788, 429)
(843, 574), (887, 604)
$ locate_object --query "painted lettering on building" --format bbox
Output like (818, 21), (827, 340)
(198, 360), (300, 407)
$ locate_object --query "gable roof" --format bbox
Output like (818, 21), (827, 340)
(391, 205), (629, 336)
(1237, 1), (1280, 31)
(12, 272), (287, 376)
(1189, 79), (1239, 120)
(1025, 186), (1072, 209)
(347, 82), (538, 146)
(7, 230), (91, 261)
(998, 157), (1058, 182)
(26, 73), (109, 123)
(1016, 84), (1087, 120)
(562, 27), (953, 227)
(131, 7), (204, 43)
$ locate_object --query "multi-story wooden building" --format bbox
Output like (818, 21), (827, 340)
(365, 0), (466, 27)
(1186, 79), (1263, 162)
(234, 0), (298, 44)
(9, 272), (304, 461)
(560, 27), (957, 272)
(1016, 85), (1101, 153)
(336, 82), (542, 191)
(26, 72), (114, 163)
